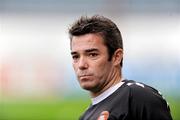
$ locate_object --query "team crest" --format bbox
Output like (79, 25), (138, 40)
(97, 111), (109, 120)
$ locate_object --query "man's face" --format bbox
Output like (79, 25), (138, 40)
(71, 33), (115, 93)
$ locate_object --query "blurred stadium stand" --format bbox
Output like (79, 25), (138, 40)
(0, 0), (180, 99)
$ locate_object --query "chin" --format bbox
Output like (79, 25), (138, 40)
(81, 85), (92, 91)
(81, 84), (95, 91)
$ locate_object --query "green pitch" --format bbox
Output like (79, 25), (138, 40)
(0, 97), (179, 120)
(0, 98), (90, 120)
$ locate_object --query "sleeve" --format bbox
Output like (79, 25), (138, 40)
(129, 83), (173, 120)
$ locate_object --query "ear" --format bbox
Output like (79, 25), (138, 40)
(112, 48), (123, 66)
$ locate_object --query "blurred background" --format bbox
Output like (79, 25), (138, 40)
(0, 0), (180, 119)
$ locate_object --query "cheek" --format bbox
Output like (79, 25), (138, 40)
(93, 61), (111, 76)
(72, 63), (78, 72)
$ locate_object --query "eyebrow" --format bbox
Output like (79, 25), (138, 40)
(71, 48), (99, 55)
(71, 51), (77, 55)
(85, 48), (99, 53)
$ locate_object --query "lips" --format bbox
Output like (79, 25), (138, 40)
(78, 73), (93, 77)
(79, 75), (92, 78)
(79, 75), (92, 80)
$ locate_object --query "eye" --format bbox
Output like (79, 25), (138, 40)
(72, 55), (79, 60)
(89, 53), (98, 57)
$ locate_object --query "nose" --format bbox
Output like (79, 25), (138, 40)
(78, 57), (88, 70)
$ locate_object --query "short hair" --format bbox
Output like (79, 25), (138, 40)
(69, 15), (123, 66)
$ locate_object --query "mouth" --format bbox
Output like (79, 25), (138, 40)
(79, 75), (93, 80)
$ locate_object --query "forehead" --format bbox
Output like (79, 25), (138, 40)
(71, 33), (106, 52)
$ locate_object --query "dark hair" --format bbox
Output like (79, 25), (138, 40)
(69, 15), (123, 66)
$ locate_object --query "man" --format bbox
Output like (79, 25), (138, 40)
(68, 15), (173, 120)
